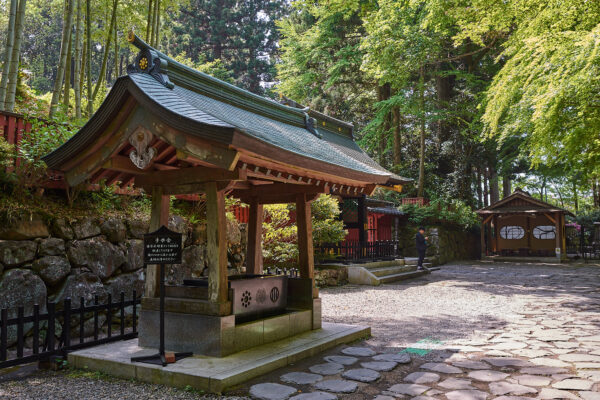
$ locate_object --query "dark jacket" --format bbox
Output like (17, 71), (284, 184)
(416, 232), (427, 252)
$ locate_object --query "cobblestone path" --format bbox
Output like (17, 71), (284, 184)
(244, 261), (600, 400)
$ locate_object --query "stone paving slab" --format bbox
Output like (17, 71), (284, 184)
(67, 322), (370, 393)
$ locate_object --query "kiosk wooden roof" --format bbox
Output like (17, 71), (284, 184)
(43, 32), (406, 317)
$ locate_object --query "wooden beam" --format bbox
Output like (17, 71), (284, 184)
(156, 180), (235, 195)
(296, 193), (315, 289)
(145, 186), (169, 298)
(236, 192), (320, 205)
(544, 212), (557, 225)
(232, 182), (329, 198)
(206, 182), (228, 304)
(555, 211), (562, 257)
(135, 166), (246, 188)
(246, 197), (264, 275)
(480, 221), (486, 257)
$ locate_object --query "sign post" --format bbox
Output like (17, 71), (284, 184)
(131, 225), (192, 366)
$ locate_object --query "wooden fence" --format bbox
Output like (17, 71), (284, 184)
(0, 291), (140, 369)
(316, 240), (401, 264)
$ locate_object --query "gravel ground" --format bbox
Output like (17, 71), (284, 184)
(1, 260), (598, 399)
(320, 260), (565, 349)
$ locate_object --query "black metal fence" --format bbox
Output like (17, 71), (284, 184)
(566, 225), (600, 262)
(0, 291), (140, 369)
(316, 240), (401, 264)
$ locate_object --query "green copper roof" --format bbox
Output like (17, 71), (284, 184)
(44, 33), (411, 186)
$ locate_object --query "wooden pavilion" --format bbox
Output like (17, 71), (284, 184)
(477, 189), (574, 259)
(43, 33), (409, 357)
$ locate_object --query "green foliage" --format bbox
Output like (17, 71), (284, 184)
(401, 198), (479, 229)
(262, 203), (298, 267)
(261, 195), (346, 268)
(310, 194), (347, 245)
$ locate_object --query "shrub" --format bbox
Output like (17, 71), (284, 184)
(400, 198), (479, 229)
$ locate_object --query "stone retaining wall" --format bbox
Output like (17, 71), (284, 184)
(0, 212), (245, 346)
(398, 224), (480, 265)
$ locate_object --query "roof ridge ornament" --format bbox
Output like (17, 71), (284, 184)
(126, 31), (174, 89)
(304, 113), (322, 139)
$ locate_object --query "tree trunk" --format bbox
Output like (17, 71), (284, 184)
(476, 167), (483, 208)
(392, 104), (401, 167)
(91, 0), (118, 104)
(489, 165), (499, 204)
(49, 0), (74, 117)
(152, 0), (160, 47)
(572, 180), (578, 211)
(483, 167), (489, 207)
(5, 0), (27, 112)
(154, 0), (161, 47)
(114, 23), (118, 82)
(73, 0), (83, 118)
(86, 0), (92, 116)
(417, 66), (426, 198)
(0, 0), (18, 110)
(593, 179), (599, 208)
(63, 31), (73, 113)
(502, 176), (511, 198)
(146, 0), (154, 42)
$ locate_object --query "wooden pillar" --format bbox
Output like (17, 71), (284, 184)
(555, 211), (562, 257)
(296, 193), (314, 282)
(492, 215), (498, 253)
(145, 186), (170, 297)
(480, 220), (486, 257)
(206, 182), (228, 304)
(357, 196), (367, 243)
(246, 197), (264, 275)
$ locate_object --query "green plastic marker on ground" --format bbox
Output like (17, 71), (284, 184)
(402, 338), (444, 356)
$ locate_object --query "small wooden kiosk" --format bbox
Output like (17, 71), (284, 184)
(477, 189), (573, 259)
(43, 33), (403, 357)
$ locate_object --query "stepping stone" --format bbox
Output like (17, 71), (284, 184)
(554, 342), (580, 349)
(577, 335), (600, 342)
(250, 383), (298, 400)
(412, 397), (437, 400)
(450, 360), (489, 370)
(531, 358), (571, 368)
(419, 362), (462, 374)
(281, 372), (323, 385)
(489, 381), (538, 396)
(488, 342), (527, 350)
(520, 366), (569, 375)
(482, 357), (532, 367)
(404, 372), (440, 384)
(341, 368), (380, 383)
(309, 363), (344, 375)
(445, 389), (488, 400)
(341, 347), (376, 357)
(579, 392), (600, 400)
(552, 378), (594, 390)
(576, 362), (600, 369)
(313, 379), (357, 394)
(468, 370), (509, 382)
(484, 350), (513, 357)
(513, 374), (552, 386)
(372, 352), (411, 363)
(438, 378), (475, 390)
(360, 361), (397, 371)
(289, 393), (336, 400)
(559, 354), (600, 362)
(538, 388), (580, 399)
(494, 397), (536, 400)
(373, 396), (395, 400)
(387, 383), (429, 396)
(323, 355), (357, 366)
(512, 349), (552, 358)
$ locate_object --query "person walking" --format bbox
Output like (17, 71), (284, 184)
(415, 227), (430, 272)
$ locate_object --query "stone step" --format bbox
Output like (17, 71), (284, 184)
(404, 257), (432, 266)
(379, 270), (430, 284)
(369, 265), (416, 277)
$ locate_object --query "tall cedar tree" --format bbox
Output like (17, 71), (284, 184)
(169, 0), (287, 94)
